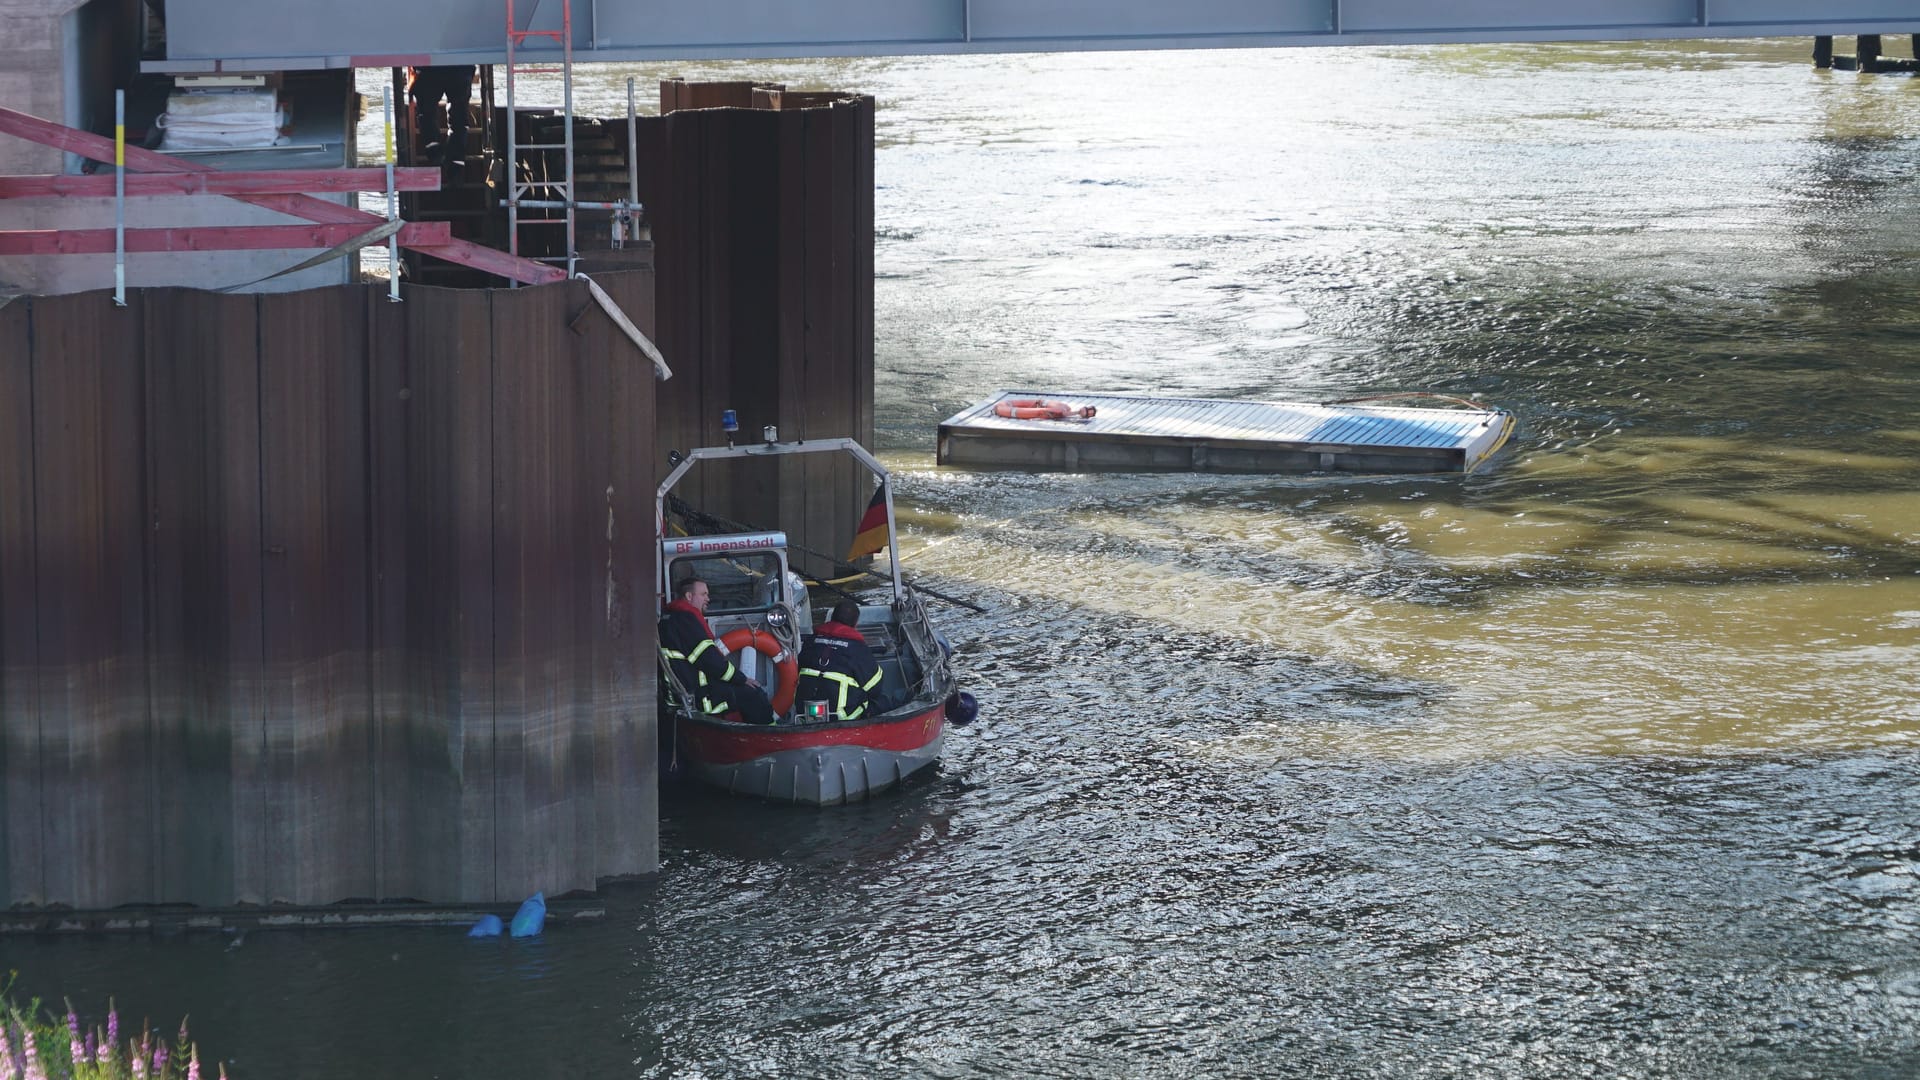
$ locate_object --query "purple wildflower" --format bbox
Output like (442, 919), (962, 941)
(95, 1026), (111, 1068)
(106, 1001), (119, 1049)
(155, 1042), (169, 1076)
(187, 1043), (201, 1080)
(132, 1048), (146, 1078)
(65, 1006), (82, 1068)
(20, 1029), (43, 1080)
(1, 1023), (18, 1080)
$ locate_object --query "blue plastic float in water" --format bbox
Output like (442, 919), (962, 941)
(510, 892), (547, 937)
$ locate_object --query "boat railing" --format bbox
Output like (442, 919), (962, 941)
(656, 438), (905, 604)
(893, 587), (951, 701)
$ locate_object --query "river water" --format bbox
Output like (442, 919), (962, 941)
(9, 38), (1920, 1079)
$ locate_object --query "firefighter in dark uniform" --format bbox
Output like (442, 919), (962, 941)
(408, 64), (476, 167)
(659, 575), (777, 724)
(796, 600), (896, 721)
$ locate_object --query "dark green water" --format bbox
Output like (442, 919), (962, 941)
(7, 39), (1920, 1078)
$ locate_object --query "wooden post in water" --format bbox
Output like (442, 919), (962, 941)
(1813, 36), (1833, 70)
(1859, 34), (1882, 73)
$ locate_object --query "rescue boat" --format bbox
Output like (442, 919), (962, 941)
(655, 425), (975, 806)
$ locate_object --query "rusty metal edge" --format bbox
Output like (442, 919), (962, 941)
(0, 898), (608, 935)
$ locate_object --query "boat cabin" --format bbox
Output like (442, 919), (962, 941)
(656, 529), (929, 719)
(659, 530), (810, 685)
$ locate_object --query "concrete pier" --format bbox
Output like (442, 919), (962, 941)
(0, 0), (115, 177)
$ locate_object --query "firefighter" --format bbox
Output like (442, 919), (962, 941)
(659, 576), (777, 724)
(795, 600), (896, 722)
(408, 64), (476, 167)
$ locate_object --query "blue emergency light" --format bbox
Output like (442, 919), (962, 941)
(720, 409), (739, 433)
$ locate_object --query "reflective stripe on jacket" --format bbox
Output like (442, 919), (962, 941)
(659, 601), (737, 714)
(795, 619), (884, 720)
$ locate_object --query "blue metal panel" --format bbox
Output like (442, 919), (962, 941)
(151, 0), (1920, 70)
(969, 0), (1332, 40)
(611, 0), (963, 49)
(1712, 0), (1920, 23)
(1340, 0), (1695, 33)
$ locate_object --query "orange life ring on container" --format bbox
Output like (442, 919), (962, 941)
(993, 398), (1097, 420)
(720, 627), (798, 715)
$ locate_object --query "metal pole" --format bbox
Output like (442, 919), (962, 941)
(506, 0), (520, 282)
(562, 0), (576, 277)
(383, 86), (401, 301)
(113, 89), (125, 306)
(625, 76), (638, 246)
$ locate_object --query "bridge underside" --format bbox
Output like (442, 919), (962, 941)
(150, 1), (1920, 71)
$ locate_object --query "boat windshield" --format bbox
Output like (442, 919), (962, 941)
(670, 552), (785, 615)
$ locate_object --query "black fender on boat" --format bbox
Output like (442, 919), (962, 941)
(944, 691), (978, 727)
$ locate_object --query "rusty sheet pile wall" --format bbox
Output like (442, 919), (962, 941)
(640, 85), (875, 578)
(0, 273), (658, 910)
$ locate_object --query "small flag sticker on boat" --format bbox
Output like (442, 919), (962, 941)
(848, 484), (889, 560)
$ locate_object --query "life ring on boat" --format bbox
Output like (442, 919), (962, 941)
(994, 398), (1097, 421)
(720, 627), (798, 715)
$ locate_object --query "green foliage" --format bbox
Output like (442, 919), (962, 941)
(1, 972), (224, 1080)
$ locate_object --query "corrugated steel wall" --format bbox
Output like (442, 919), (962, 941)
(640, 88), (875, 579)
(0, 273), (657, 909)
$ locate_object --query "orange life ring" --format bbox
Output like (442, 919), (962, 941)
(720, 627), (798, 715)
(994, 398), (1096, 421)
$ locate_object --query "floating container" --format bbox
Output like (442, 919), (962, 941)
(937, 390), (1514, 475)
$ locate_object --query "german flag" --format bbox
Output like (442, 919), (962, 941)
(847, 484), (889, 561)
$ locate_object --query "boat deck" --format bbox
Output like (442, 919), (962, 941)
(937, 390), (1514, 474)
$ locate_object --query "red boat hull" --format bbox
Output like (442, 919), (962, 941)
(669, 700), (948, 805)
